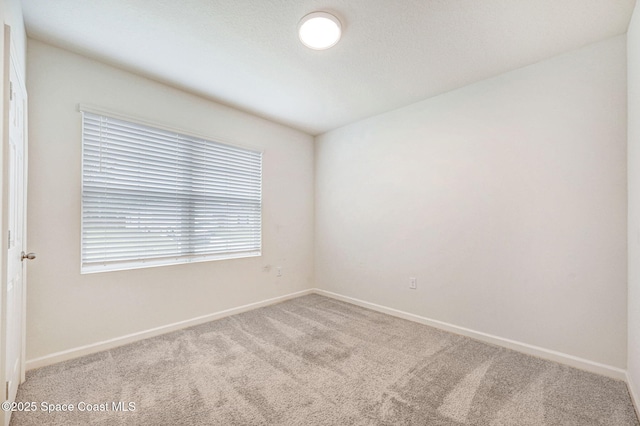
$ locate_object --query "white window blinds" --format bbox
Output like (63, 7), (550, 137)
(81, 110), (262, 273)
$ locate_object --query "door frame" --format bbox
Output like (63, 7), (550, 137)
(0, 25), (10, 422)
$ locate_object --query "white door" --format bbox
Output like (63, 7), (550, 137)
(3, 32), (28, 426)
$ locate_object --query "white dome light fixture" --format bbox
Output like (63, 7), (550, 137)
(298, 12), (342, 50)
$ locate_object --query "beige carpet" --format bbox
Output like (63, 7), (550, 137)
(10, 294), (640, 425)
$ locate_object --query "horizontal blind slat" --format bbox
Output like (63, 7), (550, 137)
(83, 113), (260, 157)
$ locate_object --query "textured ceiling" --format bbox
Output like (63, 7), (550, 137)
(21, 0), (636, 135)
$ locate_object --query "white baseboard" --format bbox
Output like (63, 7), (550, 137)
(26, 287), (628, 383)
(314, 289), (627, 381)
(25, 289), (314, 371)
(628, 373), (640, 420)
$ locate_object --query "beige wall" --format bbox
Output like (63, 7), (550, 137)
(315, 36), (628, 369)
(25, 39), (315, 361)
(627, 2), (640, 408)
(4, 0), (23, 75)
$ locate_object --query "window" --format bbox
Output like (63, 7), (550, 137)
(81, 109), (262, 273)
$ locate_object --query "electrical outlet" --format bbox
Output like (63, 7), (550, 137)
(276, 267), (282, 277)
(409, 277), (417, 289)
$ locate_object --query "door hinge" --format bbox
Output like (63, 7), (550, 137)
(5, 381), (8, 400)
(9, 81), (12, 101)
(7, 230), (10, 249)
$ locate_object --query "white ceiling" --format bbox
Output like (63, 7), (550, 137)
(21, 0), (636, 135)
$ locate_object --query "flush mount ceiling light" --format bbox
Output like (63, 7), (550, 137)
(298, 12), (342, 50)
